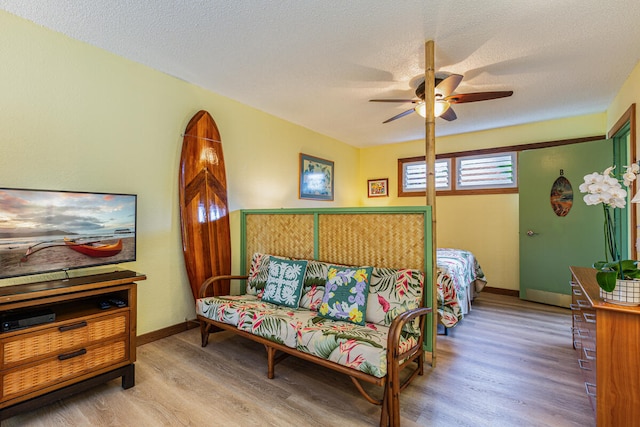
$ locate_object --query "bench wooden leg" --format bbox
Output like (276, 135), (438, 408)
(386, 362), (400, 426)
(200, 321), (210, 347)
(380, 384), (390, 426)
(265, 345), (276, 379)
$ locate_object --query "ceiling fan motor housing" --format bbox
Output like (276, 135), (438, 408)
(415, 78), (445, 100)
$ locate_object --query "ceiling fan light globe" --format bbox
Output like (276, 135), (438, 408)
(435, 100), (450, 117)
(414, 100), (450, 118)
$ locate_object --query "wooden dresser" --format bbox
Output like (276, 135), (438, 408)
(0, 270), (146, 420)
(570, 266), (640, 427)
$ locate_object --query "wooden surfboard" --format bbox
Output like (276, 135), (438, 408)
(179, 110), (231, 300)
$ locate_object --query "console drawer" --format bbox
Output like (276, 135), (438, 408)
(1, 339), (127, 402)
(1, 312), (128, 369)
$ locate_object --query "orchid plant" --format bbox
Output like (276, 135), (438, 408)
(579, 163), (640, 291)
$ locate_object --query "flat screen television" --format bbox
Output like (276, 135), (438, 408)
(0, 188), (137, 280)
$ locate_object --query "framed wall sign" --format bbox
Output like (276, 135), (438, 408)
(299, 153), (334, 201)
(368, 178), (389, 197)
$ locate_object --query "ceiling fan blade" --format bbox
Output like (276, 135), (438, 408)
(369, 99), (418, 103)
(382, 108), (415, 124)
(445, 91), (513, 104)
(435, 74), (463, 98)
(439, 107), (457, 122)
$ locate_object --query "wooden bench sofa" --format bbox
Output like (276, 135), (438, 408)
(196, 253), (431, 427)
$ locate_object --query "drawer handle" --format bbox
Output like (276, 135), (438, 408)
(577, 299), (591, 308)
(573, 340), (582, 349)
(578, 359), (592, 371)
(569, 303), (580, 311)
(572, 288), (583, 296)
(576, 329), (590, 338)
(59, 321), (88, 332)
(583, 313), (596, 324)
(583, 348), (596, 360)
(58, 348), (87, 361)
(585, 382), (596, 398)
(573, 314), (583, 322)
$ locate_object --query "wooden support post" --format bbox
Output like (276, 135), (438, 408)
(424, 40), (437, 367)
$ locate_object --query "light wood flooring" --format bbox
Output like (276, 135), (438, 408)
(3, 293), (595, 427)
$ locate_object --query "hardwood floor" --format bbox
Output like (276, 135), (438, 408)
(3, 293), (595, 427)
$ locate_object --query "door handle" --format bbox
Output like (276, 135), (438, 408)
(526, 230), (538, 237)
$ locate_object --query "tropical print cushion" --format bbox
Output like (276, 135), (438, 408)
(318, 265), (372, 325)
(246, 253), (275, 296)
(196, 295), (266, 326)
(298, 259), (329, 310)
(366, 268), (424, 327)
(247, 253), (300, 295)
(261, 258), (308, 308)
(238, 306), (318, 348)
(296, 318), (419, 378)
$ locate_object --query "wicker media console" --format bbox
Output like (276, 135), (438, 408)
(0, 270), (146, 420)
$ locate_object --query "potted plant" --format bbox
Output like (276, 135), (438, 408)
(579, 164), (640, 305)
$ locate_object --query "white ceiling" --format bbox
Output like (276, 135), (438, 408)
(2, 1), (640, 147)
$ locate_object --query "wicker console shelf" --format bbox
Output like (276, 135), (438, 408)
(0, 270), (146, 421)
(570, 266), (640, 427)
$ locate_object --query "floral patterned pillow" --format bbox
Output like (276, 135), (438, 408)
(261, 258), (308, 308)
(318, 265), (372, 325)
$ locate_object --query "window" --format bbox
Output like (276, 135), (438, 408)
(401, 158), (451, 194)
(456, 153), (517, 190)
(398, 135), (606, 197)
(398, 152), (517, 196)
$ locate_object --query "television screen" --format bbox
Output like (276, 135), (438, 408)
(0, 188), (137, 280)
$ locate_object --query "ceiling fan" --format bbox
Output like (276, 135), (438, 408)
(370, 74), (513, 123)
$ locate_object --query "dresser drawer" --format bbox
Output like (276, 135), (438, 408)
(1, 339), (127, 402)
(0, 312), (128, 369)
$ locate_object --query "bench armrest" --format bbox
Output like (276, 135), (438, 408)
(198, 275), (249, 298)
(387, 306), (432, 361)
(384, 306), (431, 427)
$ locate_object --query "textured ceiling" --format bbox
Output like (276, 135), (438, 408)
(2, 1), (640, 147)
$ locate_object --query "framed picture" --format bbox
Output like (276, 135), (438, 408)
(299, 153), (334, 200)
(368, 178), (389, 197)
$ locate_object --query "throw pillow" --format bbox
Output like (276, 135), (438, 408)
(261, 258), (308, 308)
(318, 265), (372, 325)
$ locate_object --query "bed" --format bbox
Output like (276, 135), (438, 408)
(436, 248), (487, 329)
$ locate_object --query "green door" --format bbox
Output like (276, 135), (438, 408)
(519, 140), (612, 306)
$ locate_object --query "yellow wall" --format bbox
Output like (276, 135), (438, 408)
(0, 12), (358, 334)
(2, 9), (639, 335)
(359, 114), (607, 290)
(607, 61), (640, 134)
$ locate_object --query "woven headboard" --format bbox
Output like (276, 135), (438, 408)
(239, 206), (434, 352)
(242, 209), (429, 269)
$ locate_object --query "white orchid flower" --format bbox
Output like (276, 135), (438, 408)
(582, 172), (603, 185)
(583, 193), (602, 205)
(578, 182), (590, 193)
(610, 186), (627, 199)
(603, 175), (620, 186)
(623, 171), (637, 186)
(580, 164), (638, 206)
(610, 197), (627, 208)
(587, 182), (611, 194)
